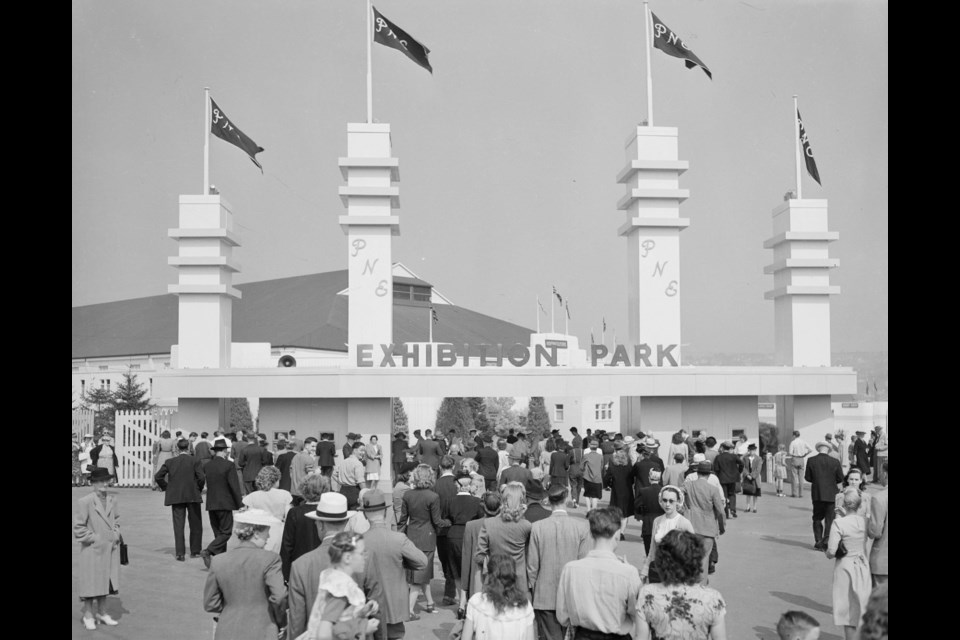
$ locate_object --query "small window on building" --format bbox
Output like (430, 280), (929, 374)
(99, 365), (108, 371)
(72, 366), (80, 372)
(595, 403), (612, 421)
(555, 404), (564, 422)
(393, 284), (412, 300)
(80, 380), (86, 395)
(412, 285), (431, 302)
(130, 364), (140, 370)
(101, 379), (111, 391)
(732, 429), (745, 439)
(149, 378), (153, 395)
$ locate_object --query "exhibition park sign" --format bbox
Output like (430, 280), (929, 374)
(355, 342), (680, 368)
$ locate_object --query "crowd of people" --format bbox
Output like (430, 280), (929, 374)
(73, 424), (888, 639)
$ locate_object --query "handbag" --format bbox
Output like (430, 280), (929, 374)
(119, 535), (129, 565)
(834, 537), (848, 559)
(741, 477), (756, 494)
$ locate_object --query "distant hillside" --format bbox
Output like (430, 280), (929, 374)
(682, 350), (888, 401)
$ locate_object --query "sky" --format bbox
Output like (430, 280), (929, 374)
(72, 0), (888, 356)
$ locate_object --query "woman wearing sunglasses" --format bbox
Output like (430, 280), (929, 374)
(639, 485), (694, 584)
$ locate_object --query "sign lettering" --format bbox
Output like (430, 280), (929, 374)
(375, 280), (388, 297)
(351, 239), (366, 257)
(665, 280), (678, 297)
(641, 239), (656, 258)
(362, 258), (379, 275)
(653, 261), (668, 278)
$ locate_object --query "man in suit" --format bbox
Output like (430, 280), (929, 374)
(417, 430), (445, 473)
(361, 490), (428, 640)
(500, 451), (532, 488)
(229, 431), (248, 494)
(391, 432), (408, 487)
(287, 494), (382, 640)
(474, 434), (500, 491)
(274, 439), (296, 492)
(527, 483), (592, 640)
(713, 441), (743, 518)
(868, 460), (888, 587)
(199, 437), (243, 569)
(287, 429), (304, 453)
(434, 455), (459, 606)
(661, 453), (689, 489)
(194, 431), (213, 469)
(289, 437), (318, 507)
(238, 433), (274, 494)
(523, 478), (552, 523)
(852, 430), (871, 476)
(633, 469), (664, 555)
(804, 441), (845, 551)
(683, 460), (726, 585)
(315, 432), (338, 477)
(154, 438), (206, 561)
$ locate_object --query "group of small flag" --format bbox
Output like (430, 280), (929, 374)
(211, 6), (819, 186)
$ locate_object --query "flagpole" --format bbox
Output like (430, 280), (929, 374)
(565, 302), (569, 335)
(601, 319), (605, 345)
(793, 95), (802, 199)
(644, 2), (653, 126)
(203, 87), (210, 194)
(428, 307), (433, 343)
(551, 293), (555, 334)
(536, 296), (541, 333)
(366, 0), (373, 123)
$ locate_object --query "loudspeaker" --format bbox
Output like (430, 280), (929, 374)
(278, 355), (297, 368)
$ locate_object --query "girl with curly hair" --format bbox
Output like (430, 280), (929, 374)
(463, 553), (534, 640)
(636, 529), (727, 640)
(241, 465), (292, 553)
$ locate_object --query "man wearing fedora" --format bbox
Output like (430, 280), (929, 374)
(684, 460), (727, 585)
(155, 438), (206, 561)
(804, 440), (844, 551)
(852, 429), (872, 477)
(200, 437), (243, 568)
(523, 478), (551, 523)
(360, 490), (428, 640)
(287, 493), (382, 640)
(238, 433), (274, 495)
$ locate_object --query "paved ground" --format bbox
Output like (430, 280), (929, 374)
(72, 480), (873, 639)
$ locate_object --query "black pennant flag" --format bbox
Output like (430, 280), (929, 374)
(797, 109), (822, 185)
(210, 98), (265, 172)
(651, 12), (712, 80)
(372, 6), (433, 74)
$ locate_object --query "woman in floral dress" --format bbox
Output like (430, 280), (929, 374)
(636, 529), (727, 639)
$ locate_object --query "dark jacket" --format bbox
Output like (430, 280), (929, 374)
(238, 444), (274, 482)
(203, 456), (243, 512)
(155, 454), (205, 505)
(549, 450), (570, 479)
(634, 483), (665, 535)
(475, 446), (500, 481)
(399, 488), (450, 552)
(279, 502), (323, 582)
(275, 450), (297, 492)
(315, 441), (337, 467)
(523, 503), (552, 524)
(633, 456), (665, 492)
(435, 474), (458, 515)
(804, 453), (844, 502)
(853, 438), (871, 474)
(417, 439), (445, 470)
(194, 440), (213, 466)
(713, 451), (743, 484)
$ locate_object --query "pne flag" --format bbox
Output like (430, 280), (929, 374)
(372, 6), (433, 73)
(797, 109), (822, 185)
(650, 12), (712, 79)
(210, 98), (265, 172)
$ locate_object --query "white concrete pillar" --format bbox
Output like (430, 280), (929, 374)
(168, 194), (240, 430)
(618, 126), (690, 364)
(764, 199), (839, 367)
(338, 123), (400, 359)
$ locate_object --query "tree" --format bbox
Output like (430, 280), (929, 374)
(392, 397), (409, 436)
(486, 397), (520, 436)
(526, 396), (552, 439)
(82, 385), (115, 439)
(435, 397), (475, 441)
(229, 398), (254, 434)
(467, 398), (493, 438)
(112, 370), (155, 413)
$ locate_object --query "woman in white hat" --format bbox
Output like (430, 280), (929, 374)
(241, 465), (292, 554)
(74, 467), (122, 630)
(203, 508), (287, 640)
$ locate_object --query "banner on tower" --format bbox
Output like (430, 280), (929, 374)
(210, 98), (265, 171)
(797, 109), (822, 185)
(651, 12), (712, 79)
(372, 6), (433, 73)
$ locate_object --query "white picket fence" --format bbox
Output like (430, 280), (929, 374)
(115, 410), (179, 487)
(72, 409), (95, 440)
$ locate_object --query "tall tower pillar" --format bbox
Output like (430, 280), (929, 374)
(338, 123), (400, 360)
(765, 198), (840, 446)
(167, 194), (239, 431)
(617, 126), (689, 435)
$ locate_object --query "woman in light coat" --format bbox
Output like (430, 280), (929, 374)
(74, 467), (122, 630)
(826, 488), (872, 640)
